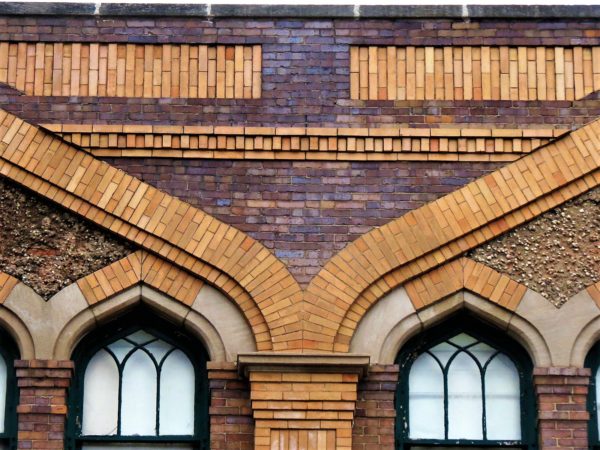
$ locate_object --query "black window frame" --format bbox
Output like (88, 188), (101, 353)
(395, 312), (537, 450)
(0, 328), (18, 450)
(66, 308), (209, 450)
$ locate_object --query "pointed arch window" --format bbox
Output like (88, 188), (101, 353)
(395, 315), (536, 450)
(67, 312), (209, 450)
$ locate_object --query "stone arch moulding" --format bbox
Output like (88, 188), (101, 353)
(304, 117), (600, 352)
(349, 259), (552, 366)
(0, 272), (35, 359)
(0, 109), (305, 351)
(0, 252), (257, 361)
(569, 282), (600, 367)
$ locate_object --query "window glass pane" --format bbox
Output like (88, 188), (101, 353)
(82, 350), (119, 435)
(121, 350), (157, 436)
(0, 354), (7, 433)
(485, 354), (521, 440)
(127, 331), (157, 345)
(409, 353), (444, 439)
(159, 350), (195, 435)
(448, 333), (478, 347)
(469, 342), (495, 366)
(107, 339), (135, 364)
(429, 342), (456, 367)
(146, 340), (174, 364)
(447, 352), (483, 440)
(82, 444), (192, 450)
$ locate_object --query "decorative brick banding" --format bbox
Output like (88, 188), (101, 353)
(44, 123), (565, 162)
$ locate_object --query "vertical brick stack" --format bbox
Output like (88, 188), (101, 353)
(208, 362), (254, 450)
(534, 368), (591, 450)
(15, 360), (73, 450)
(353, 366), (398, 450)
(249, 372), (359, 450)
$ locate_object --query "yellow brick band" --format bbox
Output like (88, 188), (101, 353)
(0, 42), (261, 99)
(43, 123), (566, 162)
(351, 45), (600, 101)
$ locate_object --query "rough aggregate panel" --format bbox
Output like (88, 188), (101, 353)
(469, 186), (600, 306)
(0, 176), (135, 299)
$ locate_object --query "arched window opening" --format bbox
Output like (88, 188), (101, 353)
(67, 309), (209, 450)
(395, 314), (536, 450)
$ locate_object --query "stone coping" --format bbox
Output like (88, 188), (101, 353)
(0, 3), (598, 19)
(237, 353), (370, 378)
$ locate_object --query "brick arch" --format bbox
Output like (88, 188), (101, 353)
(303, 117), (600, 352)
(0, 110), (303, 351)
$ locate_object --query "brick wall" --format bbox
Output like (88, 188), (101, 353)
(353, 365), (398, 450)
(103, 158), (502, 285)
(535, 367), (590, 450)
(209, 363), (254, 450)
(1, 17), (600, 128)
(15, 360), (73, 450)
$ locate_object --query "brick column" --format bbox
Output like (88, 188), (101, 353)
(208, 362), (254, 450)
(353, 365), (398, 450)
(238, 354), (369, 450)
(534, 367), (590, 450)
(15, 360), (73, 450)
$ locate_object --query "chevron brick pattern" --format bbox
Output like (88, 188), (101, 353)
(351, 46), (600, 101)
(404, 258), (527, 311)
(0, 42), (261, 99)
(76, 250), (205, 306)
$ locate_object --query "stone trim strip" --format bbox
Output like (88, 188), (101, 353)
(0, 272), (19, 303)
(43, 124), (566, 162)
(1, 3), (599, 19)
(0, 109), (306, 351)
(0, 42), (261, 99)
(404, 257), (527, 311)
(302, 116), (600, 352)
(351, 46), (600, 102)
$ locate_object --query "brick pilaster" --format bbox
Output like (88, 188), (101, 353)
(534, 367), (590, 450)
(208, 362), (254, 450)
(353, 365), (398, 450)
(15, 360), (73, 450)
(239, 354), (369, 450)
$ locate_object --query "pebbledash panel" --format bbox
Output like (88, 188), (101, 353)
(0, 4), (599, 450)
